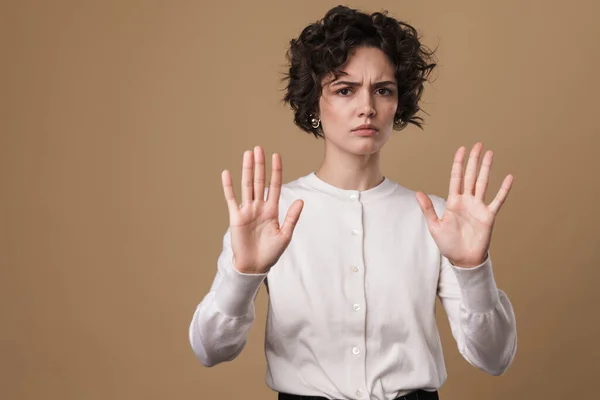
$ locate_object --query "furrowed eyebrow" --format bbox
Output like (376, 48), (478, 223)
(330, 80), (396, 88)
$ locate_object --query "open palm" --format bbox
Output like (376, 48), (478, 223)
(221, 146), (304, 274)
(416, 143), (514, 268)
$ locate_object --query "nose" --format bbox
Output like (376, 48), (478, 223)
(358, 90), (376, 118)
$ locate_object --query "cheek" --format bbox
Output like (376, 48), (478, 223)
(378, 99), (398, 117)
(321, 99), (353, 123)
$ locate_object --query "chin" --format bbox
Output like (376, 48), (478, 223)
(353, 135), (389, 154)
(348, 141), (385, 155)
(325, 132), (390, 156)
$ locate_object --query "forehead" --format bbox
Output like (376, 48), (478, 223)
(323, 46), (396, 85)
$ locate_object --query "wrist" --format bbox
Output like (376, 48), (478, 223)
(232, 256), (270, 275)
(448, 253), (488, 269)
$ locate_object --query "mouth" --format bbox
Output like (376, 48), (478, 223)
(352, 128), (378, 137)
(351, 124), (379, 136)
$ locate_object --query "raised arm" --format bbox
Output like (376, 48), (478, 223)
(188, 146), (303, 367)
(418, 143), (517, 374)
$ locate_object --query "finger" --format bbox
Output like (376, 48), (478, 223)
(416, 192), (440, 230)
(221, 170), (239, 215)
(463, 142), (483, 195)
(279, 199), (304, 240)
(475, 150), (493, 201)
(241, 150), (254, 205)
(266, 153), (282, 205)
(488, 174), (514, 215)
(449, 146), (466, 196)
(253, 146), (266, 201)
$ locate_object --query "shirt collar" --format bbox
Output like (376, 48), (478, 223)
(301, 172), (398, 203)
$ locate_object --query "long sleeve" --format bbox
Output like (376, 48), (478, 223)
(437, 252), (517, 375)
(188, 228), (267, 367)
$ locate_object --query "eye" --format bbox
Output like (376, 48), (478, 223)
(377, 88), (393, 96)
(335, 88), (352, 96)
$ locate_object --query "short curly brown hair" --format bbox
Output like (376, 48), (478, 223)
(282, 5), (437, 138)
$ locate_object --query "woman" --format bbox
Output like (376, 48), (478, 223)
(189, 5), (516, 400)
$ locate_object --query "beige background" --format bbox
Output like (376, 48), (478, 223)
(2, 0), (599, 399)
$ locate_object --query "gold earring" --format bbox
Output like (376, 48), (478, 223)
(310, 115), (321, 129)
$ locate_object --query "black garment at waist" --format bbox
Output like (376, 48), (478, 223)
(278, 389), (439, 400)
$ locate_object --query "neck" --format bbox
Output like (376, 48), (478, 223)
(315, 147), (384, 191)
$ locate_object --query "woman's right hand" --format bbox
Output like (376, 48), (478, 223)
(221, 146), (304, 274)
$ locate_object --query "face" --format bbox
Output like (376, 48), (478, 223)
(318, 46), (398, 156)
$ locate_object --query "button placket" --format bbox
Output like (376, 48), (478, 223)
(347, 194), (367, 400)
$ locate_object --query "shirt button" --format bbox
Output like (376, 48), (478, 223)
(351, 229), (359, 235)
(353, 304), (361, 311)
(352, 346), (360, 355)
(356, 389), (363, 398)
(349, 194), (358, 200)
(351, 266), (359, 273)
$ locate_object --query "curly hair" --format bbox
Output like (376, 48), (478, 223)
(282, 5), (437, 138)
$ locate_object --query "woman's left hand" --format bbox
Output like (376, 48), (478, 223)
(416, 142), (514, 268)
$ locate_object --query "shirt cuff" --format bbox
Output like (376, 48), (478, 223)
(214, 257), (267, 318)
(450, 254), (500, 313)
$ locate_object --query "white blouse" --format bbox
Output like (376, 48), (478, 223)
(189, 172), (517, 400)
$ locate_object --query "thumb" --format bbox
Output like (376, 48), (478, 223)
(279, 199), (304, 240)
(416, 192), (440, 230)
